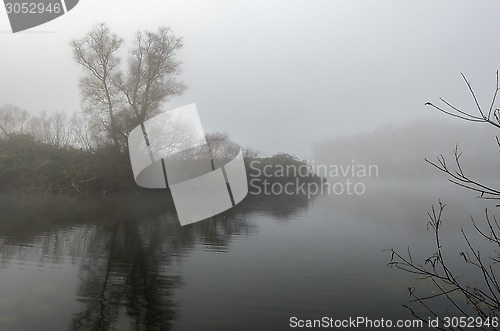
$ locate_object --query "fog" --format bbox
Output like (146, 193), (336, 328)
(314, 117), (499, 179)
(2, 1), (500, 157)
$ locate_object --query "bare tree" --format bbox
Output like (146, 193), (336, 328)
(70, 111), (107, 151)
(242, 146), (259, 159)
(26, 111), (75, 147)
(205, 131), (238, 159)
(118, 27), (185, 131)
(0, 105), (74, 146)
(205, 131), (259, 161)
(71, 23), (123, 150)
(389, 72), (500, 329)
(0, 104), (29, 138)
(71, 23), (123, 148)
(71, 23), (185, 151)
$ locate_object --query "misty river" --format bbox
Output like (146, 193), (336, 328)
(0, 179), (495, 330)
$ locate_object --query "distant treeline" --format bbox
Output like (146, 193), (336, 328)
(313, 118), (499, 180)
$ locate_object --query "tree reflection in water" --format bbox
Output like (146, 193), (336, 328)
(0, 191), (311, 330)
(71, 216), (181, 330)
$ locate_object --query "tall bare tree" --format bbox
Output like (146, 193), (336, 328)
(118, 27), (185, 131)
(71, 23), (185, 151)
(71, 23), (123, 150)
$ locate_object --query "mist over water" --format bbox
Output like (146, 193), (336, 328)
(0, 137), (496, 330)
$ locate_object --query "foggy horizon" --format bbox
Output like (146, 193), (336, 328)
(2, 1), (500, 158)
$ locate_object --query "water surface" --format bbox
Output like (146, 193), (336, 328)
(0, 180), (495, 330)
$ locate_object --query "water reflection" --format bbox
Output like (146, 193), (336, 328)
(71, 217), (180, 330)
(0, 191), (311, 330)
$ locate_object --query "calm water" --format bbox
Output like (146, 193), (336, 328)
(0, 179), (496, 330)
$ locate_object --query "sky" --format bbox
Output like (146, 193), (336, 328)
(1, 0), (500, 158)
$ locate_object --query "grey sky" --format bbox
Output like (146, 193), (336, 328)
(1, 0), (500, 157)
